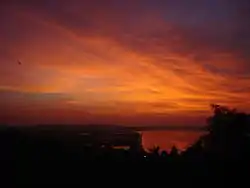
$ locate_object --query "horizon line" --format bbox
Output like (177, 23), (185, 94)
(0, 124), (206, 132)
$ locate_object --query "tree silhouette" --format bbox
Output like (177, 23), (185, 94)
(204, 104), (250, 158)
(169, 145), (179, 157)
(148, 145), (160, 156)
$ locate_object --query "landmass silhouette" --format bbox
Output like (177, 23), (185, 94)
(1, 104), (250, 185)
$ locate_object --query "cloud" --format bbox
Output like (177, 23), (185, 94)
(0, 1), (250, 125)
(0, 89), (73, 109)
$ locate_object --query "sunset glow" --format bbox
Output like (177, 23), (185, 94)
(1, 1), (250, 126)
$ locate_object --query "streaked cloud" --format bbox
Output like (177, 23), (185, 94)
(0, 0), (249, 125)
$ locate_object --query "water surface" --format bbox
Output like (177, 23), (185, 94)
(141, 130), (205, 152)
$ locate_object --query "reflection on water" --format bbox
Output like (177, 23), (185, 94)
(141, 130), (206, 152)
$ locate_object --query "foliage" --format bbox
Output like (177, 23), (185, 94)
(204, 104), (250, 157)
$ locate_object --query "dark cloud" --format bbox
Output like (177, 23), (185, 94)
(0, 89), (72, 107)
(2, 0), (249, 61)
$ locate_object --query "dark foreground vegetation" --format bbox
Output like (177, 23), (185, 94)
(1, 104), (250, 184)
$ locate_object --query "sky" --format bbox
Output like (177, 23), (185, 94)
(0, 0), (250, 126)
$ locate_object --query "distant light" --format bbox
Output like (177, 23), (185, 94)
(144, 155), (147, 158)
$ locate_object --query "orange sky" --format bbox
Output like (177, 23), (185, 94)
(1, 1), (250, 126)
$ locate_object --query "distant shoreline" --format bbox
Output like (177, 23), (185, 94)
(0, 124), (206, 132)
